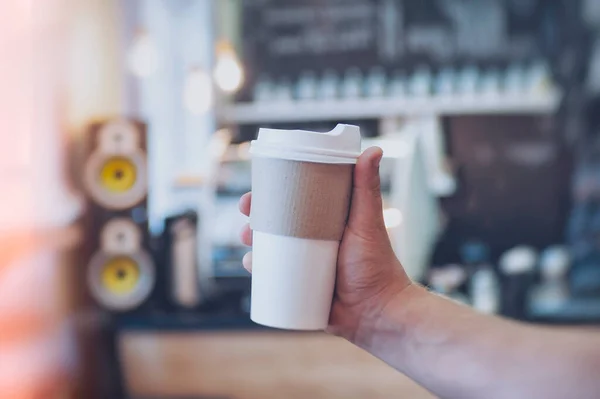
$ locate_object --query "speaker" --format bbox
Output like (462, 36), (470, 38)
(83, 119), (148, 210)
(163, 211), (201, 309)
(87, 218), (156, 311)
(81, 118), (156, 313)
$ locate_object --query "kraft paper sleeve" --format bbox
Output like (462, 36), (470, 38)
(250, 157), (354, 241)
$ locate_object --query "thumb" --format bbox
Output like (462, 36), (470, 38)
(347, 147), (387, 239)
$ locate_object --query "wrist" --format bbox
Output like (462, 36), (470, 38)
(352, 281), (424, 352)
(326, 258), (414, 344)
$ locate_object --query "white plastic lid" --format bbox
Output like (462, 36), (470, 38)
(250, 124), (361, 164)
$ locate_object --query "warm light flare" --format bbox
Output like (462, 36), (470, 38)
(127, 30), (159, 78)
(214, 41), (244, 93)
(183, 68), (213, 115)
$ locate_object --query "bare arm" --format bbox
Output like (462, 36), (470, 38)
(239, 147), (600, 399)
(352, 284), (600, 399)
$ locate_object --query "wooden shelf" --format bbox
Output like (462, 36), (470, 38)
(218, 90), (561, 124)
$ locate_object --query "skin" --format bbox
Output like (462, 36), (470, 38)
(239, 147), (600, 399)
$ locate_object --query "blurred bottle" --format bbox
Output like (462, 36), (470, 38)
(295, 71), (318, 101)
(319, 69), (340, 100)
(504, 63), (527, 94)
(460, 240), (490, 275)
(408, 66), (432, 97)
(499, 246), (538, 319)
(388, 71), (407, 98)
(461, 241), (500, 314)
(526, 61), (552, 95)
(364, 67), (387, 98)
(434, 67), (456, 97)
(570, 252), (600, 297)
(253, 75), (275, 102)
(529, 246), (571, 312)
(340, 68), (363, 99)
(480, 68), (502, 97)
(273, 78), (294, 102)
(471, 267), (501, 314)
(456, 65), (480, 96)
(429, 265), (470, 305)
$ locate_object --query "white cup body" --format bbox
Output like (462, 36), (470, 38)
(250, 231), (339, 330)
(249, 124), (360, 330)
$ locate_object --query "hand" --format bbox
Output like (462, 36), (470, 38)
(239, 147), (412, 341)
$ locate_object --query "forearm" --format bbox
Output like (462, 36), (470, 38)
(352, 284), (600, 399)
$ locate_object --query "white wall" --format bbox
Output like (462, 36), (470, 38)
(0, 0), (82, 233)
(131, 0), (216, 233)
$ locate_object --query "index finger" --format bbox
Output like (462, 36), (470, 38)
(239, 192), (252, 217)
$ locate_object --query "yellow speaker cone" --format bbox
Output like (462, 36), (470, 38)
(100, 157), (137, 193)
(101, 256), (140, 295)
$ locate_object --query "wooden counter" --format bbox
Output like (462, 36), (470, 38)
(121, 331), (434, 399)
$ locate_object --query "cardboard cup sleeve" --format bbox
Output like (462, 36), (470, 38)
(250, 157), (354, 241)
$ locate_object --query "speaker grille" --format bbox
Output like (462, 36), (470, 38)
(88, 250), (155, 312)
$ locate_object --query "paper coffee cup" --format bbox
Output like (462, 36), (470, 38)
(249, 124), (361, 330)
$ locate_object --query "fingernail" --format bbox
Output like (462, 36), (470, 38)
(372, 152), (383, 169)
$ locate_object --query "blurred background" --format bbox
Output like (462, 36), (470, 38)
(2, 0), (600, 397)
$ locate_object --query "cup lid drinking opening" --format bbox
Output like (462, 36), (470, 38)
(250, 124), (362, 164)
